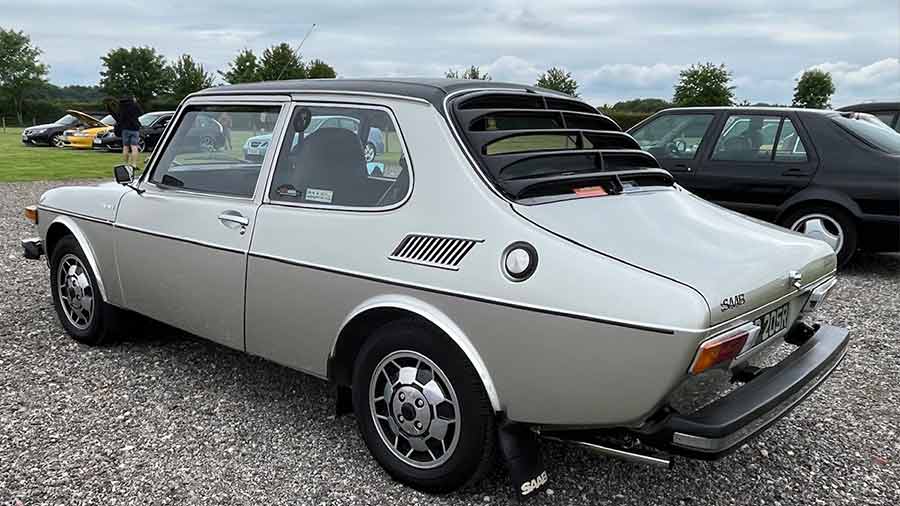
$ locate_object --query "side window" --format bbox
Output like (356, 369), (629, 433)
(151, 104), (281, 197)
(711, 115), (780, 161)
(269, 105), (409, 207)
(873, 112), (896, 129)
(774, 118), (808, 162)
(631, 114), (714, 160)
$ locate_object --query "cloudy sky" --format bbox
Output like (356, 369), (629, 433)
(4, 0), (898, 106)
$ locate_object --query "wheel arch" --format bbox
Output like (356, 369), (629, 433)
(776, 187), (862, 224)
(329, 295), (501, 412)
(44, 216), (109, 300)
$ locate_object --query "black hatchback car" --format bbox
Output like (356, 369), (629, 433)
(94, 111), (174, 152)
(629, 107), (900, 266)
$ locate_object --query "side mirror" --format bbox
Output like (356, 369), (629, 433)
(113, 164), (135, 185)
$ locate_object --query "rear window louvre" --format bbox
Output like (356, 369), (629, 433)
(449, 91), (660, 201)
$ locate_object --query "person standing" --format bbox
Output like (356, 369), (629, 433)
(220, 111), (233, 150)
(118, 96), (144, 166)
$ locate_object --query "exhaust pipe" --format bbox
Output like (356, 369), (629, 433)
(542, 435), (671, 468)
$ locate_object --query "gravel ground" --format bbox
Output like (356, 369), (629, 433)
(1, 180), (898, 506)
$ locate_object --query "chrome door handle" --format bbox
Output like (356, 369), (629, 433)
(218, 212), (249, 227)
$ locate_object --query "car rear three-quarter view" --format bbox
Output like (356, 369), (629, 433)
(20, 79), (849, 497)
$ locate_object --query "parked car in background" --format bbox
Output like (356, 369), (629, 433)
(61, 112), (116, 149)
(629, 107), (900, 266)
(94, 111), (174, 153)
(243, 114), (385, 162)
(837, 102), (900, 132)
(20, 111), (104, 147)
(22, 79), (848, 495)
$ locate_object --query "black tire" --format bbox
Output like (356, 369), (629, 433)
(364, 142), (377, 162)
(49, 235), (123, 345)
(352, 318), (496, 493)
(780, 205), (858, 267)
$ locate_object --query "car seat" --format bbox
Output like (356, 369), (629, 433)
(290, 128), (372, 206)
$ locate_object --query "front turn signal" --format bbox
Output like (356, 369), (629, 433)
(24, 205), (38, 225)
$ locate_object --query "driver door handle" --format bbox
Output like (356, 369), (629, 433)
(218, 212), (249, 227)
(674, 164), (693, 173)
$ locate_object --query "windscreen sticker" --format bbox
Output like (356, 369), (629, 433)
(573, 185), (608, 197)
(305, 188), (334, 203)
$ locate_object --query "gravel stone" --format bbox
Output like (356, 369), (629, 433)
(1, 180), (898, 505)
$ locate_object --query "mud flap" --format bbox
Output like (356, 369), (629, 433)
(498, 420), (548, 498)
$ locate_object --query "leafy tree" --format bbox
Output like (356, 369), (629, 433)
(0, 28), (49, 124)
(219, 48), (260, 84)
(445, 65), (491, 80)
(535, 67), (579, 97)
(672, 62), (735, 107)
(169, 54), (214, 100)
(258, 43), (305, 81)
(608, 98), (672, 113)
(306, 58), (337, 79)
(100, 46), (171, 106)
(792, 69), (835, 109)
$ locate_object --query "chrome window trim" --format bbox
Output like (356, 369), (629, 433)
(261, 101), (414, 213)
(140, 97), (290, 204)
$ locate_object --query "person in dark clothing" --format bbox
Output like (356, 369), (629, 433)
(117, 96), (144, 166)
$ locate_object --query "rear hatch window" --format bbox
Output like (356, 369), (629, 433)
(449, 91), (668, 203)
(833, 113), (900, 154)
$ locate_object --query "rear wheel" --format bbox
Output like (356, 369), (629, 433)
(49, 235), (123, 345)
(781, 206), (857, 267)
(51, 134), (65, 148)
(352, 319), (496, 493)
(364, 142), (377, 162)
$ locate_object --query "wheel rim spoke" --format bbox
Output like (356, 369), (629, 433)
(369, 350), (461, 469)
(56, 254), (95, 330)
(793, 214), (843, 252)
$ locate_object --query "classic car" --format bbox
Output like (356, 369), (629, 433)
(243, 114), (385, 163)
(20, 110), (104, 147)
(61, 112), (116, 149)
(837, 101), (900, 132)
(94, 111), (175, 152)
(629, 107), (900, 266)
(21, 79), (848, 495)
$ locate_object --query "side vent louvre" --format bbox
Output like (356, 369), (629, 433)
(389, 234), (483, 270)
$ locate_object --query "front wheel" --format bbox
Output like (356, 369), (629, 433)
(781, 206), (858, 267)
(51, 134), (65, 148)
(49, 236), (123, 345)
(352, 319), (496, 493)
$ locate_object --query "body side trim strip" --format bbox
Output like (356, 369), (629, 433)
(113, 223), (246, 255)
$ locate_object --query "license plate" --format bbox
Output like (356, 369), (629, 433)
(93, 138), (102, 144)
(753, 303), (790, 342)
(246, 148), (260, 155)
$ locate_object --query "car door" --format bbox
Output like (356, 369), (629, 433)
(629, 111), (718, 182)
(687, 111), (819, 220)
(114, 99), (288, 350)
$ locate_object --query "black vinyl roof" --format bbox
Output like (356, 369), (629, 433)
(196, 78), (571, 110)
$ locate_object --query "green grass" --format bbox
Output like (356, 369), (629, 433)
(0, 128), (129, 182)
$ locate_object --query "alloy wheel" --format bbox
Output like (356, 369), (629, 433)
(368, 350), (460, 469)
(791, 213), (844, 253)
(364, 143), (376, 162)
(56, 254), (94, 330)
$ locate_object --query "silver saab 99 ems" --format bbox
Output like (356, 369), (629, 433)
(22, 79), (848, 495)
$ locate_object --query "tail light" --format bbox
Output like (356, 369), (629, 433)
(689, 324), (760, 375)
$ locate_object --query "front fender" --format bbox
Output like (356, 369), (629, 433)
(42, 214), (110, 301)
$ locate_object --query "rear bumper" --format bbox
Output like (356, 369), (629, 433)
(641, 323), (849, 459)
(22, 237), (43, 260)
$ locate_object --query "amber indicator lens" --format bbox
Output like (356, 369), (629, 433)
(690, 331), (749, 375)
(24, 205), (38, 224)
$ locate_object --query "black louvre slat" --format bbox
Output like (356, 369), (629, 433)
(468, 129), (640, 152)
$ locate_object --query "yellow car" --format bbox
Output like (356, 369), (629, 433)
(60, 110), (115, 149)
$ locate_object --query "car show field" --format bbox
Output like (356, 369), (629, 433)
(1, 179), (897, 505)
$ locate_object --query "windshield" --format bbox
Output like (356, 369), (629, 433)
(101, 114), (116, 126)
(139, 113), (160, 127)
(56, 114), (79, 126)
(833, 113), (900, 154)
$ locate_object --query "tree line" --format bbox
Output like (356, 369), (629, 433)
(0, 28), (337, 125)
(2, 27), (837, 126)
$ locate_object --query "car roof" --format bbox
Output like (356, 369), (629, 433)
(195, 78), (570, 110)
(835, 102), (899, 112)
(656, 106), (837, 116)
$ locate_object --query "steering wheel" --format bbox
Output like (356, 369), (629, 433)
(666, 139), (687, 155)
